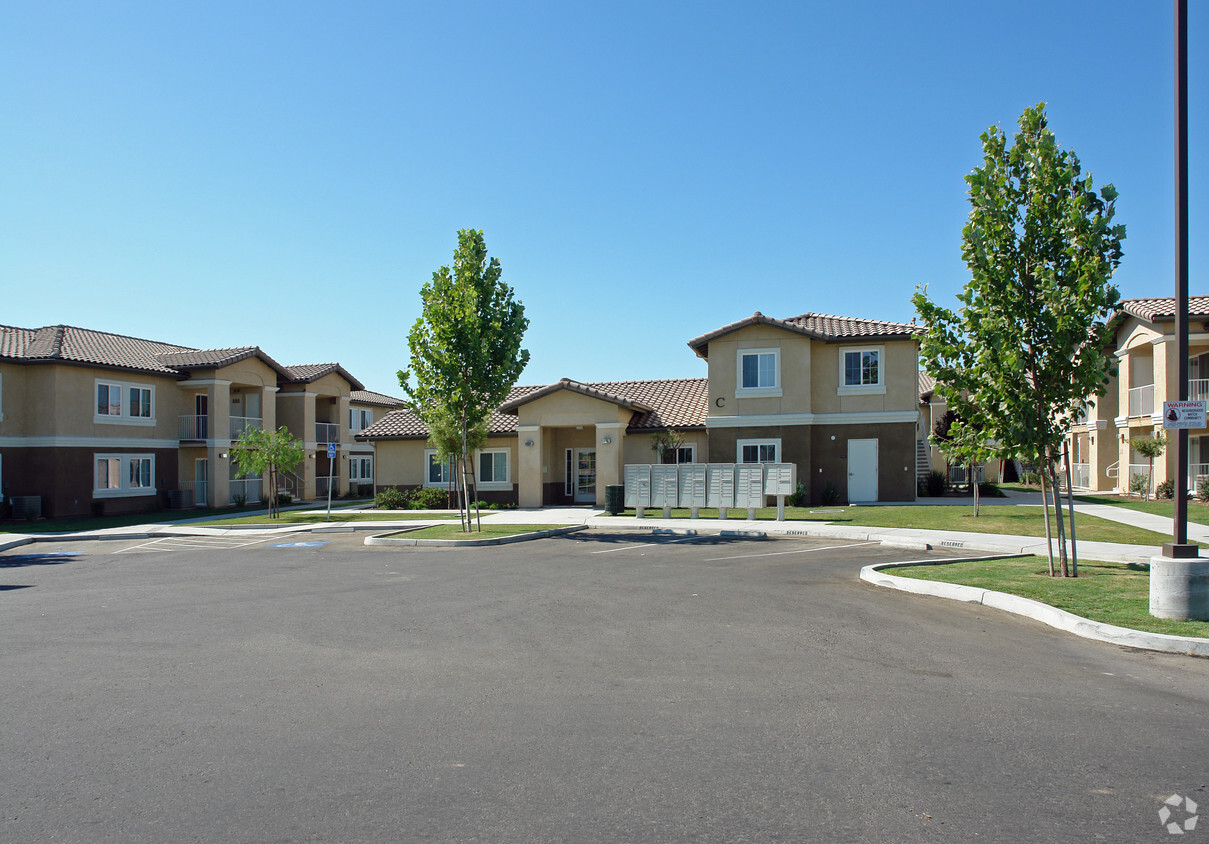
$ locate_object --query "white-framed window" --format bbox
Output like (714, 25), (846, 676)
(839, 346), (886, 395)
(736, 348), (781, 397)
(659, 444), (696, 464)
(424, 449), (451, 486)
(565, 449), (574, 496)
(477, 448), (510, 489)
(94, 379), (156, 424)
(737, 438), (780, 464)
(94, 453), (156, 497)
(348, 456), (373, 483)
(349, 408), (373, 432)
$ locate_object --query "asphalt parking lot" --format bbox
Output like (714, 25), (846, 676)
(2, 530), (1207, 842)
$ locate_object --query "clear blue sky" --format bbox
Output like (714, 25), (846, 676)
(2, 1), (1205, 397)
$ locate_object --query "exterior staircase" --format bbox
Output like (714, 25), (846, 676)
(916, 439), (932, 483)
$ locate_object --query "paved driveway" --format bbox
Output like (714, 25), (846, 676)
(2, 532), (1206, 842)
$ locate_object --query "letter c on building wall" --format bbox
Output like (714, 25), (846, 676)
(715, 397), (726, 407)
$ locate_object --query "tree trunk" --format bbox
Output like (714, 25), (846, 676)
(971, 462), (980, 517)
(1047, 453), (1069, 577)
(1147, 457), (1154, 501)
(1039, 465), (1055, 576)
(1063, 446), (1078, 578)
(460, 409), (471, 532)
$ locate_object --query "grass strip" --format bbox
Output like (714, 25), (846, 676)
(891, 556), (1209, 639)
(619, 505), (1178, 547)
(394, 523), (562, 540)
(201, 511), (454, 526)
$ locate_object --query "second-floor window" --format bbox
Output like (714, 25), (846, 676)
(349, 408), (373, 432)
(95, 379), (156, 423)
(839, 346), (886, 395)
(736, 348), (781, 397)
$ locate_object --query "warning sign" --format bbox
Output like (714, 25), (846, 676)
(1162, 400), (1207, 430)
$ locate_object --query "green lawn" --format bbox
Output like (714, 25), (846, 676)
(620, 505), (1177, 546)
(0, 508), (219, 534)
(1074, 493), (1209, 526)
(392, 523), (561, 540)
(201, 510), (457, 526)
(891, 556), (1209, 639)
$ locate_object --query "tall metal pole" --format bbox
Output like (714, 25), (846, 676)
(1171, 0), (1190, 553)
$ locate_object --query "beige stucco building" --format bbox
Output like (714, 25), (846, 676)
(362, 310), (925, 506)
(0, 324), (400, 517)
(1064, 295), (1209, 494)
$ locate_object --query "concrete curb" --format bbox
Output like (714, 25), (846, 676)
(861, 560), (1209, 658)
(364, 524), (589, 547)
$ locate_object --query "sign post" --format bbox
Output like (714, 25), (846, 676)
(325, 441), (336, 521)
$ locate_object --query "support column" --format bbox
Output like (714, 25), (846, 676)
(596, 422), (626, 509)
(207, 381), (231, 507)
(517, 425), (542, 508)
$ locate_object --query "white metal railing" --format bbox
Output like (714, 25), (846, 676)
(315, 422), (339, 444)
(175, 481), (207, 508)
(277, 470), (304, 499)
(1128, 464), (1150, 491)
(1128, 384), (1154, 417)
(1190, 463), (1209, 490)
(178, 415), (209, 440)
(316, 476), (337, 499)
(228, 478), (263, 504)
(1189, 380), (1209, 403)
(947, 465), (985, 484)
(1070, 463), (1090, 489)
(1106, 460), (1119, 479)
(229, 416), (262, 440)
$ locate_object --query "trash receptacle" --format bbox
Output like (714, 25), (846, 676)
(604, 484), (624, 515)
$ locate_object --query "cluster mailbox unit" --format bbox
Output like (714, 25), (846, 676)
(623, 463), (797, 520)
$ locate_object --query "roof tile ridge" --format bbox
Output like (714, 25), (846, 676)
(58, 323), (197, 352)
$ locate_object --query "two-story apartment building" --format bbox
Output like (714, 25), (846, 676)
(0, 324), (398, 517)
(360, 310), (924, 506)
(1065, 295), (1209, 494)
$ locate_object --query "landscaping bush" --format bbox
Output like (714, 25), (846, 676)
(978, 481), (1004, 498)
(408, 486), (448, 510)
(374, 487), (408, 510)
(1020, 470), (1042, 486)
(1155, 479), (1175, 500)
(277, 492), (293, 506)
(1199, 479), (1209, 503)
(923, 470), (947, 497)
(821, 481), (841, 505)
(787, 481), (807, 507)
(1128, 473), (1150, 498)
(232, 494), (247, 509)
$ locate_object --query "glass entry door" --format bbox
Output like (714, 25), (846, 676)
(575, 449), (596, 503)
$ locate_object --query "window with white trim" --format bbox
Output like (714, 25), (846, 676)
(736, 348), (781, 397)
(424, 450), (451, 486)
(737, 438), (780, 463)
(565, 449), (574, 496)
(349, 456), (373, 483)
(659, 444), (696, 464)
(94, 453), (156, 497)
(94, 379), (156, 423)
(477, 449), (509, 488)
(839, 346), (885, 394)
(349, 408), (373, 432)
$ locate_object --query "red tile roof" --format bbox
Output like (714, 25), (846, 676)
(281, 363), (366, 391)
(357, 378), (708, 440)
(350, 389), (406, 408)
(687, 311), (922, 358)
(1118, 296), (1209, 322)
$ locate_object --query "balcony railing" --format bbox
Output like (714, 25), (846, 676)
(1189, 379), (1209, 403)
(1070, 463), (1090, 489)
(229, 478), (263, 505)
(178, 415), (209, 441)
(947, 465), (984, 484)
(1191, 464), (1209, 491)
(1128, 384), (1154, 417)
(1128, 464), (1151, 491)
(229, 416), (262, 440)
(316, 422), (340, 444)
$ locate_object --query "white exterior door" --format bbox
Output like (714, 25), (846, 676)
(847, 439), (878, 503)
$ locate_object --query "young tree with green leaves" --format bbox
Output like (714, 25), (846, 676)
(650, 429), (686, 464)
(231, 425), (306, 519)
(914, 103), (1125, 577)
(933, 409), (997, 517)
(399, 229), (530, 531)
(1130, 434), (1167, 502)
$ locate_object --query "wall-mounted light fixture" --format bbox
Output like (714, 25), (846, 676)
(524, 440), (534, 447)
(218, 452), (228, 459)
(602, 437), (612, 444)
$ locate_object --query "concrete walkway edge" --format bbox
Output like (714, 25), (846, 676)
(365, 525), (588, 547)
(860, 560), (1209, 657)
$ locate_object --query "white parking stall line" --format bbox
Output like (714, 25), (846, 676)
(591, 535), (706, 554)
(702, 540), (879, 562)
(114, 535), (276, 553)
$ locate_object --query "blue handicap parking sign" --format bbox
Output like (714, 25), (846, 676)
(268, 541), (329, 548)
(327, 442), (337, 458)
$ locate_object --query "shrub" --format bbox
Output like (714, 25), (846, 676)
(408, 486), (448, 510)
(277, 492), (293, 506)
(978, 481), (1004, 498)
(90, 500), (104, 517)
(1128, 472), (1150, 498)
(1156, 479), (1175, 500)
(924, 470), (947, 497)
(1198, 479), (1209, 503)
(821, 481), (841, 505)
(374, 487), (408, 510)
(787, 481), (807, 507)
(1020, 470), (1042, 486)
(232, 494), (247, 508)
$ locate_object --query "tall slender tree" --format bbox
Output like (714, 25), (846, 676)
(399, 229), (530, 531)
(231, 425), (306, 519)
(914, 103), (1124, 576)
